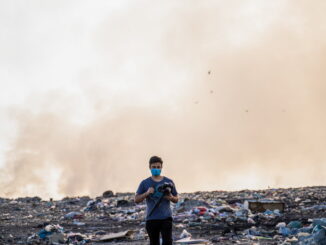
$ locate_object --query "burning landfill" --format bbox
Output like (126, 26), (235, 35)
(0, 186), (326, 245)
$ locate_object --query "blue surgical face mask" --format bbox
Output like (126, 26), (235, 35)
(151, 168), (161, 176)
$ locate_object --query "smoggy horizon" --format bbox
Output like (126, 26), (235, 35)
(0, 0), (326, 199)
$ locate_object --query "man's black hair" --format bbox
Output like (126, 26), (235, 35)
(149, 156), (163, 165)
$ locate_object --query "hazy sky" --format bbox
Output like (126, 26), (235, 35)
(0, 0), (326, 199)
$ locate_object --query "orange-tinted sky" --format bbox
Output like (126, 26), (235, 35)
(0, 0), (325, 199)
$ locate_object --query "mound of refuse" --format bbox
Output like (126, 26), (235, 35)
(0, 186), (326, 244)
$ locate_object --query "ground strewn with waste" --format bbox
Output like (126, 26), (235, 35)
(0, 186), (326, 244)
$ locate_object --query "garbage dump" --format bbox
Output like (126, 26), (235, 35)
(0, 186), (326, 244)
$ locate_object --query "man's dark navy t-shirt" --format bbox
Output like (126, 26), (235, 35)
(136, 176), (178, 221)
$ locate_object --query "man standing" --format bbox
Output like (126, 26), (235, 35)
(135, 156), (178, 245)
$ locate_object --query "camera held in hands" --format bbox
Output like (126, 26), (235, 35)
(157, 182), (174, 195)
(147, 182), (175, 217)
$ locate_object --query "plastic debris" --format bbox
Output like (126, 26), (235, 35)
(180, 229), (192, 239)
(64, 211), (84, 220)
(94, 230), (134, 242)
(175, 237), (210, 244)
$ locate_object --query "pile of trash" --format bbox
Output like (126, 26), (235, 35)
(0, 186), (325, 244)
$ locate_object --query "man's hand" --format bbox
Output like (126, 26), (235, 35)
(134, 187), (154, 204)
(146, 187), (155, 195)
(164, 193), (179, 203)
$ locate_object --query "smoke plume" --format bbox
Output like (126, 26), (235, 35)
(0, 0), (326, 199)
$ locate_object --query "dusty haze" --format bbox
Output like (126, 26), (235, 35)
(0, 0), (326, 199)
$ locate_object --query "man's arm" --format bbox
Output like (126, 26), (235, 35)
(134, 187), (154, 204)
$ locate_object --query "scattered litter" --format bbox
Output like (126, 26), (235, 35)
(1, 186), (326, 244)
(64, 211), (84, 220)
(245, 199), (285, 212)
(175, 237), (210, 244)
(180, 229), (192, 239)
(94, 230), (134, 242)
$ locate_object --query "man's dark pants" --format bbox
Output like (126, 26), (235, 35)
(145, 218), (173, 245)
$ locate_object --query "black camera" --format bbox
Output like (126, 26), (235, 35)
(157, 182), (174, 195)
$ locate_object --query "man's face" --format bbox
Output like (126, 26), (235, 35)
(150, 162), (162, 170)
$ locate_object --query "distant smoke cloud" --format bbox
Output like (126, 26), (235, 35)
(0, 0), (326, 199)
